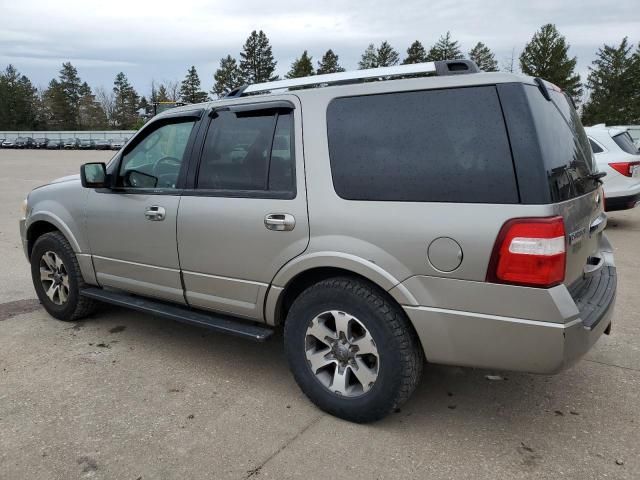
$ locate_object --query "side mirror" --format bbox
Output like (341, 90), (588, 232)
(80, 162), (108, 188)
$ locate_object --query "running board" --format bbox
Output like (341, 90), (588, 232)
(80, 287), (274, 342)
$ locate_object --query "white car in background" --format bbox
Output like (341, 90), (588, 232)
(613, 125), (640, 149)
(585, 125), (640, 211)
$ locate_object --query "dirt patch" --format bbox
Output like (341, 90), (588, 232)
(0, 298), (41, 321)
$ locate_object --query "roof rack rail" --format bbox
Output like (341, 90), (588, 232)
(225, 60), (479, 98)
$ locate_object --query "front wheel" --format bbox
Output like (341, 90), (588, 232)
(284, 277), (424, 423)
(30, 232), (97, 321)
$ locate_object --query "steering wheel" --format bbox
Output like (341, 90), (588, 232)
(152, 156), (181, 188)
(153, 156), (180, 177)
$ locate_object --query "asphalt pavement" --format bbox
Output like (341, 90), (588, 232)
(1, 149), (638, 479)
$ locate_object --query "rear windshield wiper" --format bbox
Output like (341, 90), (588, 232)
(588, 171), (606, 183)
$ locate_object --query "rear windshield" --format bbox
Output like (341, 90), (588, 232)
(326, 86), (518, 203)
(524, 86), (599, 202)
(613, 132), (639, 155)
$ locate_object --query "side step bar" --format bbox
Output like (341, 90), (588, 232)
(80, 287), (274, 342)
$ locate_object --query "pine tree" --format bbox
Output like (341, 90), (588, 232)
(43, 62), (84, 129)
(469, 42), (498, 72)
(630, 45), (640, 122)
(358, 42), (399, 69)
(426, 32), (463, 61)
(78, 81), (107, 129)
(180, 66), (208, 104)
(138, 96), (150, 115)
(239, 30), (278, 83)
(156, 85), (170, 102)
(112, 72), (139, 129)
(581, 38), (635, 125)
(402, 40), (428, 64)
(286, 50), (315, 78)
(0, 65), (39, 130)
(377, 41), (400, 67)
(520, 24), (582, 102)
(358, 43), (378, 69)
(212, 55), (242, 97)
(317, 49), (345, 74)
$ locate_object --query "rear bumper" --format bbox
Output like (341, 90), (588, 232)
(400, 262), (616, 374)
(605, 192), (640, 211)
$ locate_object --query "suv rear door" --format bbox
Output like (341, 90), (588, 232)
(177, 98), (308, 320)
(499, 82), (605, 286)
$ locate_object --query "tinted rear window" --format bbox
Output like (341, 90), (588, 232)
(613, 132), (639, 155)
(524, 86), (598, 202)
(588, 138), (603, 154)
(327, 87), (518, 203)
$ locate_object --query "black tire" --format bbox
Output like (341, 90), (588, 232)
(30, 231), (97, 321)
(284, 276), (424, 423)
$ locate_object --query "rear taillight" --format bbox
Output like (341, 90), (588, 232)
(487, 216), (566, 288)
(609, 161), (640, 177)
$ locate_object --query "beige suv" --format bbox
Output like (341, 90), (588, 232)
(20, 61), (616, 422)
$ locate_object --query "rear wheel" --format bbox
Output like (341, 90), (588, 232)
(284, 277), (424, 423)
(30, 232), (97, 321)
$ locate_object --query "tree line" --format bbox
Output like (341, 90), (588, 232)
(1, 24), (638, 131)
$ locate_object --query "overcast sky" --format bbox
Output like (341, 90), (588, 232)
(1, 0), (638, 97)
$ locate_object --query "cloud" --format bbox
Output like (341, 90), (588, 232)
(1, 0), (638, 93)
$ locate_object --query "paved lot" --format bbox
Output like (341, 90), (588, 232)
(1, 149), (639, 480)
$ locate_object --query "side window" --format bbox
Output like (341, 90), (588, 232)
(327, 86), (518, 203)
(589, 138), (604, 154)
(196, 110), (295, 195)
(119, 120), (196, 189)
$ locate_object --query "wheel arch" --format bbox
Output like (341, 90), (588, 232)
(265, 252), (418, 326)
(26, 213), (81, 259)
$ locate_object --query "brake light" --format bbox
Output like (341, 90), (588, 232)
(609, 161), (640, 177)
(487, 217), (566, 288)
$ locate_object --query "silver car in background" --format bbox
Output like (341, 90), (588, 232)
(19, 61), (616, 423)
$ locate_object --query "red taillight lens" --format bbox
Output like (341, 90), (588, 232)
(487, 216), (566, 288)
(609, 161), (640, 177)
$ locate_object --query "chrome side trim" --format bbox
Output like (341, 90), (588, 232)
(182, 270), (268, 287)
(92, 255), (181, 272)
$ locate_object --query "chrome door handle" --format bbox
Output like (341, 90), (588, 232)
(264, 213), (295, 231)
(145, 205), (166, 221)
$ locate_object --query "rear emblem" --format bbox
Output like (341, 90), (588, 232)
(568, 227), (586, 245)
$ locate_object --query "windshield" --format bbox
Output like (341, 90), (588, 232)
(613, 132), (639, 155)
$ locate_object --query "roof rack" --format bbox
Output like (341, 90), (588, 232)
(225, 60), (479, 98)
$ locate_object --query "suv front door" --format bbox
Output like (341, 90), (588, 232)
(86, 114), (200, 303)
(177, 99), (308, 319)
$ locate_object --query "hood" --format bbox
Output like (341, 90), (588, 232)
(50, 174), (81, 184)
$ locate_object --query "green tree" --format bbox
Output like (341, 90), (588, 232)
(469, 42), (498, 71)
(43, 62), (84, 129)
(112, 72), (139, 129)
(138, 96), (150, 115)
(212, 55), (242, 97)
(78, 81), (107, 129)
(519, 24), (582, 102)
(286, 50), (315, 78)
(377, 41), (400, 67)
(239, 30), (278, 83)
(581, 38), (635, 125)
(630, 45), (640, 122)
(317, 49), (345, 74)
(358, 41), (399, 69)
(0, 65), (39, 130)
(426, 32), (463, 61)
(402, 40), (428, 64)
(180, 66), (208, 104)
(156, 84), (170, 102)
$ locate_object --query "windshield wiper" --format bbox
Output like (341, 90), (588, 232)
(588, 171), (606, 183)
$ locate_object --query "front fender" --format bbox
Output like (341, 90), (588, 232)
(26, 210), (82, 253)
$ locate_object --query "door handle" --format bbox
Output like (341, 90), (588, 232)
(145, 205), (166, 221)
(264, 213), (295, 231)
